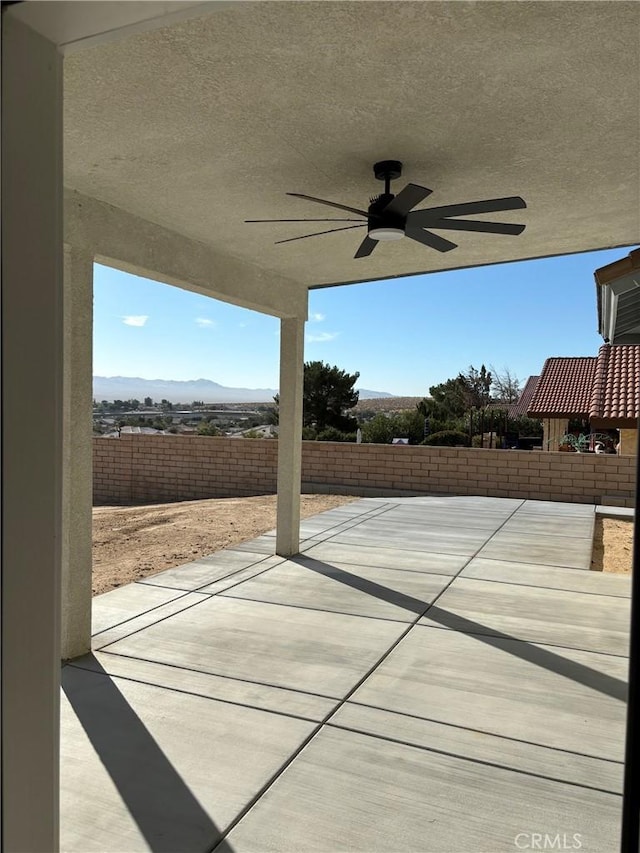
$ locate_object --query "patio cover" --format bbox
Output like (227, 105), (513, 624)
(2, 2), (640, 851)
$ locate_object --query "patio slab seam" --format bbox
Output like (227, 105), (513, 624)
(94, 650), (343, 702)
(95, 593), (217, 651)
(135, 551), (284, 594)
(345, 699), (625, 765)
(412, 621), (631, 660)
(454, 569), (631, 599)
(65, 660), (331, 725)
(91, 590), (212, 643)
(214, 593), (419, 624)
(324, 719), (621, 797)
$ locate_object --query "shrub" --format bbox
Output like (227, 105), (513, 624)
(316, 427), (356, 442)
(422, 430), (469, 447)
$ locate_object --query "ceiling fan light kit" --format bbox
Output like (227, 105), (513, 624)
(368, 226), (405, 242)
(246, 160), (527, 259)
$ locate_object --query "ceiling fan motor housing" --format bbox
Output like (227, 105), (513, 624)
(368, 191), (405, 240)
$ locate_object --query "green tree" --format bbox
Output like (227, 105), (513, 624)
(303, 361), (359, 432)
(144, 396), (153, 407)
(459, 365), (492, 410)
(361, 413), (395, 445)
(361, 410), (425, 445)
(196, 420), (221, 436)
(273, 361), (360, 434)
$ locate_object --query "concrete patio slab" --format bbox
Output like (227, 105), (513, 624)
(91, 583), (190, 634)
(478, 529), (593, 568)
(220, 557), (451, 622)
(60, 663), (316, 853)
(92, 591), (211, 650)
(519, 500), (597, 517)
(321, 524), (494, 556)
(500, 514), (595, 538)
(72, 651), (337, 721)
(101, 594), (408, 698)
(331, 702), (623, 793)
(596, 505), (635, 520)
(349, 626), (627, 760)
(300, 539), (470, 575)
(366, 495), (524, 512)
(351, 507), (514, 532)
(63, 495), (629, 851)
(419, 576), (630, 654)
(462, 556), (632, 597)
(223, 725), (620, 853)
(233, 534), (281, 554)
(137, 548), (277, 591)
(197, 559), (284, 594)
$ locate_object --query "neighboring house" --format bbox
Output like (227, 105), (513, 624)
(596, 248), (640, 344)
(509, 375), (540, 418)
(527, 345), (640, 452)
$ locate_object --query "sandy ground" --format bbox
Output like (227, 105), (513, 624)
(92, 494), (356, 595)
(591, 517), (633, 574)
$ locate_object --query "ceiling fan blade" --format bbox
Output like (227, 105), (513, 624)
(416, 218), (526, 236)
(354, 235), (378, 258)
(409, 196), (527, 223)
(274, 224), (367, 245)
(383, 183), (433, 218)
(286, 192), (370, 218)
(245, 218), (365, 223)
(405, 228), (457, 253)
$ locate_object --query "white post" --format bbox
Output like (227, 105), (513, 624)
(1, 15), (63, 853)
(276, 316), (306, 556)
(62, 248), (94, 659)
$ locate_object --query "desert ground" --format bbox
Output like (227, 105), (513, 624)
(92, 493), (356, 595)
(591, 517), (633, 574)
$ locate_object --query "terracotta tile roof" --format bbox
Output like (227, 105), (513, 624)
(528, 357), (597, 417)
(511, 375), (539, 417)
(527, 345), (640, 421)
(590, 344), (640, 420)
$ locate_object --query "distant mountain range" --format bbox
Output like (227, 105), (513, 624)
(93, 376), (394, 404)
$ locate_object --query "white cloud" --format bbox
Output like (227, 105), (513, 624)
(306, 331), (338, 343)
(122, 315), (148, 327)
(309, 312), (326, 323)
(195, 317), (215, 328)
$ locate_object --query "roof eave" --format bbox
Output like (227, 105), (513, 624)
(595, 248), (640, 343)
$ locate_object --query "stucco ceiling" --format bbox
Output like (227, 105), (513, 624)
(64, 1), (640, 289)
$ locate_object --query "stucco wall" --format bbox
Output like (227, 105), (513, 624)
(93, 435), (636, 507)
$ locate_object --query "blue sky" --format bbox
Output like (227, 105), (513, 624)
(93, 246), (634, 396)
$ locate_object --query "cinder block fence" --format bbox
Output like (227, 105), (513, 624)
(93, 435), (636, 507)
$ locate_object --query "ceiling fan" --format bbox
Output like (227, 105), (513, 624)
(246, 160), (526, 259)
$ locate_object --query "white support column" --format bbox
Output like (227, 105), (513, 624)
(62, 248), (94, 659)
(1, 14), (63, 853)
(276, 316), (306, 556)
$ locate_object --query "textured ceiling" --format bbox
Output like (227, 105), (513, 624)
(64, 1), (640, 289)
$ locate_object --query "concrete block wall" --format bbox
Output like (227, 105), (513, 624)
(93, 435), (636, 507)
(93, 435), (278, 504)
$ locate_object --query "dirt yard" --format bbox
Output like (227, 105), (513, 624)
(591, 517), (633, 574)
(92, 494), (356, 595)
